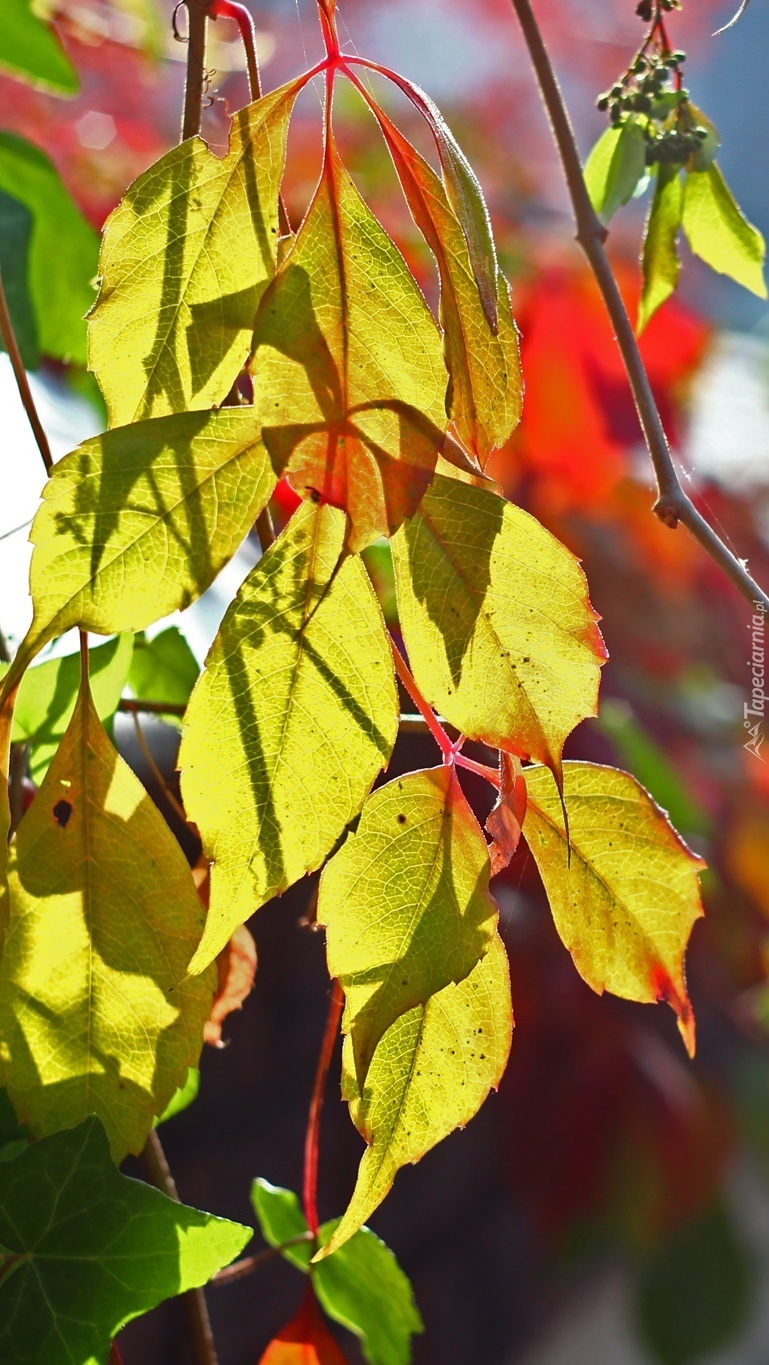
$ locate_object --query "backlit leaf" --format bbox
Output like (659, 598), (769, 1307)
(0, 133), (98, 365)
(155, 1068), (199, 1126)
(5, 407), (275, 690)
(318, 766), (497, 1087)
(370, 105), (522, 463)
(523, 762), (705, 1055)
(682, 163), (767, 297)
(638, 165), (684, 334)
(90, 81), (302, 427)
(203, 924), (257, 1046)
(181, 501), (398, 975)
(0, 679), (215, 1158)
(486, 753), (527, 878)
(584, 120), (647, 226)
(391, 474), (606, 776)
(128, 626), (200, 723)
(252, 1179), (312, 1270)
(251, 138), (447, 551)
(260, 1291), (350, 1365)
(318, 934), (512, 1258)
(0, 1116), (250, 1365)
(0, 0), (78, 94)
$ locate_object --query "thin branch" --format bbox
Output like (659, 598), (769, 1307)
(303, 980), (344, 1238)
(130, 709), (188, 824)
(209, 1234), (313, 1287)
(508, 0), (769, 614)
(0, 264), (52, 474)
(256, 506), (276, 553)
(182, 0), (212, 140)
(141, 1129), (219, 1365)
(119, 697), (187, 718)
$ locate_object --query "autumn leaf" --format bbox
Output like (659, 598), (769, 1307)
(181, 501), (398, 975)
(204, 925), (257, 1047)
(250, 136), (447, 551)
(260, 1289), (350, 1365)
(523, 762), (705, 1054)
(90, 80), (303, 427)
(318, 766), (497, 1088)
(391, 474), (606, 778)
(0, 1117), (250, 1365)
(318, 935), (512, 1258)
(0, 677), (215, 1158)
(486, 753), (527, 878)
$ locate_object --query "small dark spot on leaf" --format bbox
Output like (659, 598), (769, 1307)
(397, 813), (406, 825)
(53, 800), (73, 828)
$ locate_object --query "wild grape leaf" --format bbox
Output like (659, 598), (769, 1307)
(0, 679), (215, 1158)
(523, 761), (705, 1055)
(251, 1181), (423, 1365)
(2, 407), (275, 694)
(260, 1291), (350, 1365)
(0, 0), (78, 94)
(0, 189), (38, 368)
(319, 934), (512, 1258)
(584, 120), (647, 226)
(391, 474), (606, 777)
(486, 753), (527, 878)
(181, 501), (398, 975)
(250, 138), (447, 551)
(369, 104), (522, 463)
(638, 165), (683, 334)
(0, 1117), (250, 1365)
(128, 626), (200, 723)
(0, 133), (98, 364)
(318, 766), (497, 1088)
(682, 163), (767, 298)
(90, 80), (302, 427)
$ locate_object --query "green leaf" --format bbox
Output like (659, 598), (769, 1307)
(0, 133), (98, 365)
(319, 934), (512, 1258)
(371, 104), (522, 463)
(522, 761), (705, 1055)
(0, 0), (78, 94)
(251, 138), (447, 551)
(0, 1087), (30, 1162)
(251, 1181), (423, 1365)
(251, 1178), (313, 1270)
(90, 80), (301, 427)
(181, 500), (398, 974)
(0, 678), (215, 1159)
(0, 188), (39, 368)
(318, 766), (497, 1087)
(0, 1116), (250, 1365)
(128, 626), (200, 723)
(391, 474), (606, 777)
(2, 633), (134, 782)
(687, 105), (720, 173)
(584, 120), (648, 225)
(4, 407), (275, 691)
(682, 162), (767, 297)
(635, 1203), (751, 1364)
(155, 1068), (200, 1126)
(638, 164), (684, 333)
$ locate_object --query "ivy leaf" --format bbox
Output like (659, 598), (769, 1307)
(0, 678), (215, 1158)
(90, 80), (302, 427)
(369, 103), (522, 463)
(682, 163), (767, 298)
(522, 761), (705, 1055)
(318, 766), (498, 1088)
(584, 120), (648, 225)
(260, 1290), (350, 1365)
(0, 0), (78, 94)
(391, 474), (606, 779)
(0, 189), (38, 368)
(4, 407), (275, 692)
(251, 138), (447, 552)
(318, 934), (512, 1258)
(0, 1116), (250, 1365)
(181, 501), (398, 975)
(0, 133), (98, 365)
(638, 164), (684, 334)
(2, 633), (134, 782)
(251, 1181), (423, 1365)
(128, 626), (200, 724)
(486, 753), (527, 878)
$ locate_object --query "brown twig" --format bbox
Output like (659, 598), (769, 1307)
(0, 264), (52, 474)
(508, 0), (769, 614)
(209, 1233), (313, 1286)
(303, 980), (344, 1238)
(182, 0), (212, 140)
(119, 697), (187, 718)
(141, 1129), (219, 1365)
(129, 710), (188, 824)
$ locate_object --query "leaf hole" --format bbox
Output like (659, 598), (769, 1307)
(53, 800), (73, 828)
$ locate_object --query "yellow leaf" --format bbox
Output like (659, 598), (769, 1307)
(251, 138), (448, 551)
(0, 678), (215, 1159)
(90, 81), (301, 426)
(181, 501), (398, 975)
(391, 474), (606, 776)
(523, 761), (705, 1054)
(318, 765), (497, 1087)
(317, 935), (512, 1259)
